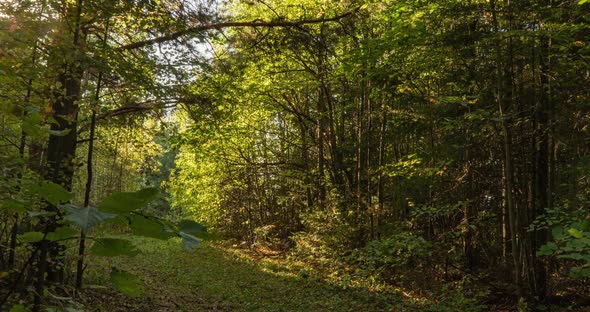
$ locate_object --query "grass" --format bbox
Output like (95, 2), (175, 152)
(83, 236), (412, 311)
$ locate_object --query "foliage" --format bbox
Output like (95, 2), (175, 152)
(1, 0), (589, 309)
(85, 236), (485, 311)
(349, 233), (432, 281)
(63, 206), (117, 234)
(538, 220), (590, 278)
(110, 269), (145, 297)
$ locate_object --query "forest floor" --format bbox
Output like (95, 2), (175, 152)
(78, 236), (590, 312)
(80, 236), (443, 312)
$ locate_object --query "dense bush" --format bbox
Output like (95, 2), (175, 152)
(348, 232), (432, 281)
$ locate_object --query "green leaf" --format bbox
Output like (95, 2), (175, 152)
(568, 228), (584, 239)
(578, 0), (589, 5)
(64, 206), (117, 234)
(22, 112), (44, 138)
(179, 231), (201, 250)
(1, 199), (26, 213)
(18, 231), (44, 243)
(568, 238), (590, 249)
(570, 266), (590, 278)
(537, 241), (558, 257)
(558, 253), (585, 261)
(106, 215), (129, 226)
(111, 269), (144, 297)
(129, 215), (174, 240)
(32, 181), (73, 206)
(178, 220), (206, 234)
(60, 204), (79, 213)
(99, 188), (159, 214)
(28, 211), (55, 218)
(90, 238), (139, 257)
(551, 226), (564, 240)
(46, 226), (79, 241)
(9, 304), (27, 312)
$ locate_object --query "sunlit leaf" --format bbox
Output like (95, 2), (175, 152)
(568, 228), (584, 239)
(9, 304), (27, 312)
(99, 188), (159, 214)
(32, 181), (73, 206)
(18, 231), (44, 243)
(111, 269), (144, 297)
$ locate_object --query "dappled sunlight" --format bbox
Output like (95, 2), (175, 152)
(83, 236), (435, 311)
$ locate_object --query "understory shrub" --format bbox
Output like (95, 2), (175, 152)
(533, 206), (590, 278)
(349, 232), (432, 282)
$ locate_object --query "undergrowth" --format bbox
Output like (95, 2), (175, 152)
(81, 235), (486, 311)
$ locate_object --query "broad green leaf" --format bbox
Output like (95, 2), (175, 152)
(129, 214), (174, 240)
(90, 238), (139, 257)
(22, 112), (44, 138)
(179, 231), (201, 250)
(1, 199), (26, 213)
(178, 219), (206, 234)
(99, 188), (159, 214)
(28, 211), (55, 218)
(570, 266), (590, 278)
(537, 242), (557, 256)
(111, 269), (144, 297)
(32, 181), (73, 206)
(568, 238), (590, 249)
(64, 206), (116, 233)
(46, 226), (79, 241)
(558, 253), (585, 261)
(59, 204), (79, 213)
(568, 228), (584, 239)
(9, 304), (27, 312)
(551, 226), (564, 240)
(18, 231), (44, 243)
(106, 214), (129, 226)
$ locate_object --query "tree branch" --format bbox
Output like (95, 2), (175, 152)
(118, 9), (358, 50)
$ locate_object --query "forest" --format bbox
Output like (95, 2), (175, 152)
(0, 0), (589, 311)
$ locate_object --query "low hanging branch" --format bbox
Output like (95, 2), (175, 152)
(119, 9), (358, 50)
